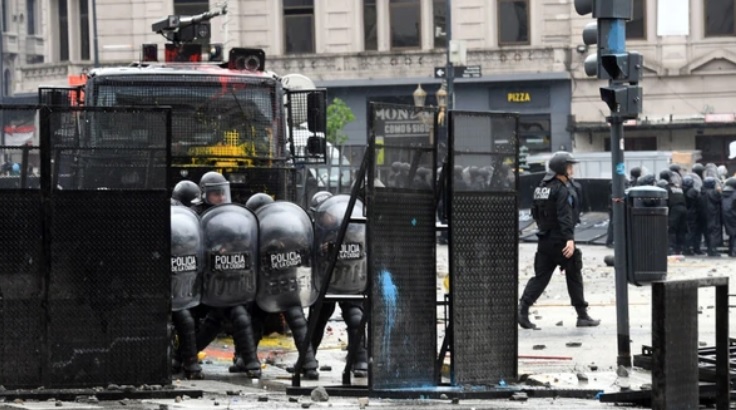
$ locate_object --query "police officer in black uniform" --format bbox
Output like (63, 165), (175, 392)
(518, 151), (600, 330)
(722, 177), (736, 257)
(629, 167), (642, 187)
(660, 170), (688, 255)
(172, 180), (201, 207)
(701, 177), (723, 257)
(682, 175), (703, 255)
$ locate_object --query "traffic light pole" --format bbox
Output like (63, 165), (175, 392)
(609, 114), (631, 367)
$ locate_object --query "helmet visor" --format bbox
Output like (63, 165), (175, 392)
(204, 181), (232, 205)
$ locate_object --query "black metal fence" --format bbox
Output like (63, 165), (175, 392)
(0, 105), (171, 388)
(448, 111), (519, 385)
(367, 103), (438, 389)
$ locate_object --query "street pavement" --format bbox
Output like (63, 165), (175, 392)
(2, 243), (733, 409)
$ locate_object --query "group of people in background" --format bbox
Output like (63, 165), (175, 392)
(627, 163), (736, 257)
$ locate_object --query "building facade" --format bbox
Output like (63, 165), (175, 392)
(4, 0), (736, 169)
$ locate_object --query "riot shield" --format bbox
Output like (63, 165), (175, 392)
(256, 201), (315, 312)
(313, 194), (366, 295)
(200, 204), (258, 307)
(170, 206), (204, 311)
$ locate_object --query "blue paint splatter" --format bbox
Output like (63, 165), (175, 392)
(411, 218), (417, 227)
(379, 269), (399, 368)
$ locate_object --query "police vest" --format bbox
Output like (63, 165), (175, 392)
(531, 180), (560, 232)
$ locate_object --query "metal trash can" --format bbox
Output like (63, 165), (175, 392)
(625, 186), (668, 286)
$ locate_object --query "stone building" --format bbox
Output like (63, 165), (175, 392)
(2, 0), (736, 168)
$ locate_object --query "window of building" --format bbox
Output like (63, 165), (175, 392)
(284, 0), (315, 54)
(626, 0), (646, 40)
(3, 69), (10, 97)
(696, 134), (736, 169)
(364, 0), (377, 51)
(1, 0), (8, 31)
(80, 0), (90, 60)
(27, 0), (37, 35)
(705, 0), (735, 36)
(390, 0), (421, 49)
(433, 0), (447, 48)
(59, 0), (69, 62)
(604, 136), (657, 151)
(498, 0), (529, 45)
(518, 115), (551, 154)
(173, 0), (209, 16)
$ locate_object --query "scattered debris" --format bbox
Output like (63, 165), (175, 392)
(289, 397), (299, 402)
(320, 365), (332, 371)
(440, 394), (449, 400)
(301, 403), (312, 409)
(532, 344), (546, 350)
(565, 342), (582, 347)
(534, 315), (542, 320)
(451, 397), (460, 404)
(556, 321), (563, 326)
(576, 372), (589, 382)
(310, 386), (329, 402)
(258, 395), (268, 402)
(510, 392), (528, 401)
(640, 383), (652, 390)
(589, 363), (598, 371)
(226, 390), (240, 396)
(699, 341), (707, 347)
(616, 365), (629, 378)
(358, 397), (370, 409)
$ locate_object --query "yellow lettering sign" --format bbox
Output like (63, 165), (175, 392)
(507, 92), (531, 103)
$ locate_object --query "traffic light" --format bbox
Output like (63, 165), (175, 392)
(575, 0), (642, 119)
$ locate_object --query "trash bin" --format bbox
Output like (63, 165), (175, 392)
(625, 186), (668, 286)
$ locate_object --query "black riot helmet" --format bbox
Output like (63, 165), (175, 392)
(308, 191), (333, 212)
(669, 164), (682, 175)
(638, 174), (656, 186)
(656, 179), (669, 188)
(199, 172), (231, 205)
(172, 180), (201, 208)
(682, 175), (694, 190)
(245, 192), (275, 212)
(659, 170), (672, 182)
(723, 177), (736, 191)
(547, 151), (579, 176)
(692, 163), (705, 177)
(703, 176), (718, 189)
(630, 167), (642, 179)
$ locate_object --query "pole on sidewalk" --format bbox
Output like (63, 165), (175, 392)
(609, 115), (631, 368)
(445, 0), (453, 110)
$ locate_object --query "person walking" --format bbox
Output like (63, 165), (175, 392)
(518, 151), (600, 330)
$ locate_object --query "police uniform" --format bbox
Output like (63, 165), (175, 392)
(664, 180), (688, 254)
(518, 152), (599, 330)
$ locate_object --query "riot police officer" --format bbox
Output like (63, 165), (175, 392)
(170, 204), (205, 379)
(692, 163), (705, 180)
(637, 174), (656, 186)
(721, 177), (736, 257)
(682, 176), (703, 255)
(629, 167), (642, 187)
(660, 170), (688, 255)
(191, 171), (231, 214)
(701, 177), (723, 257)
(310, 192), (369, 378)
(519, 151), (599, 330)
(172, 180), (201, 207)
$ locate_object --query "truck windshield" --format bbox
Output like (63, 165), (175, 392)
(91, 75), (282, 160)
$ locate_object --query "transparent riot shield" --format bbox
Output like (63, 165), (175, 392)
(200, 203), (258, 307)
(171, 206), (204, 311)
(256, 201), (315, 312)
(313, 194), (366, 295)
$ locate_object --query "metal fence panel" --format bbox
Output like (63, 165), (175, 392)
(367, 103), (437, 389)
(449, 111), (519, 385)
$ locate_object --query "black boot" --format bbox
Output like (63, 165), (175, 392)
(575, 306), (600, 327)
(518, 302), (538, 330)
(344, 303), (368, 378)
(228, 306), (262, 378)
(284, 307), (319, 380)
(172, 310), (203, 380)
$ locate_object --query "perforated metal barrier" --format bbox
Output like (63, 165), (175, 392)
(449, 111), (519, 385)
(0, 105), (171, 388)
(367, 103), (438, 389)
